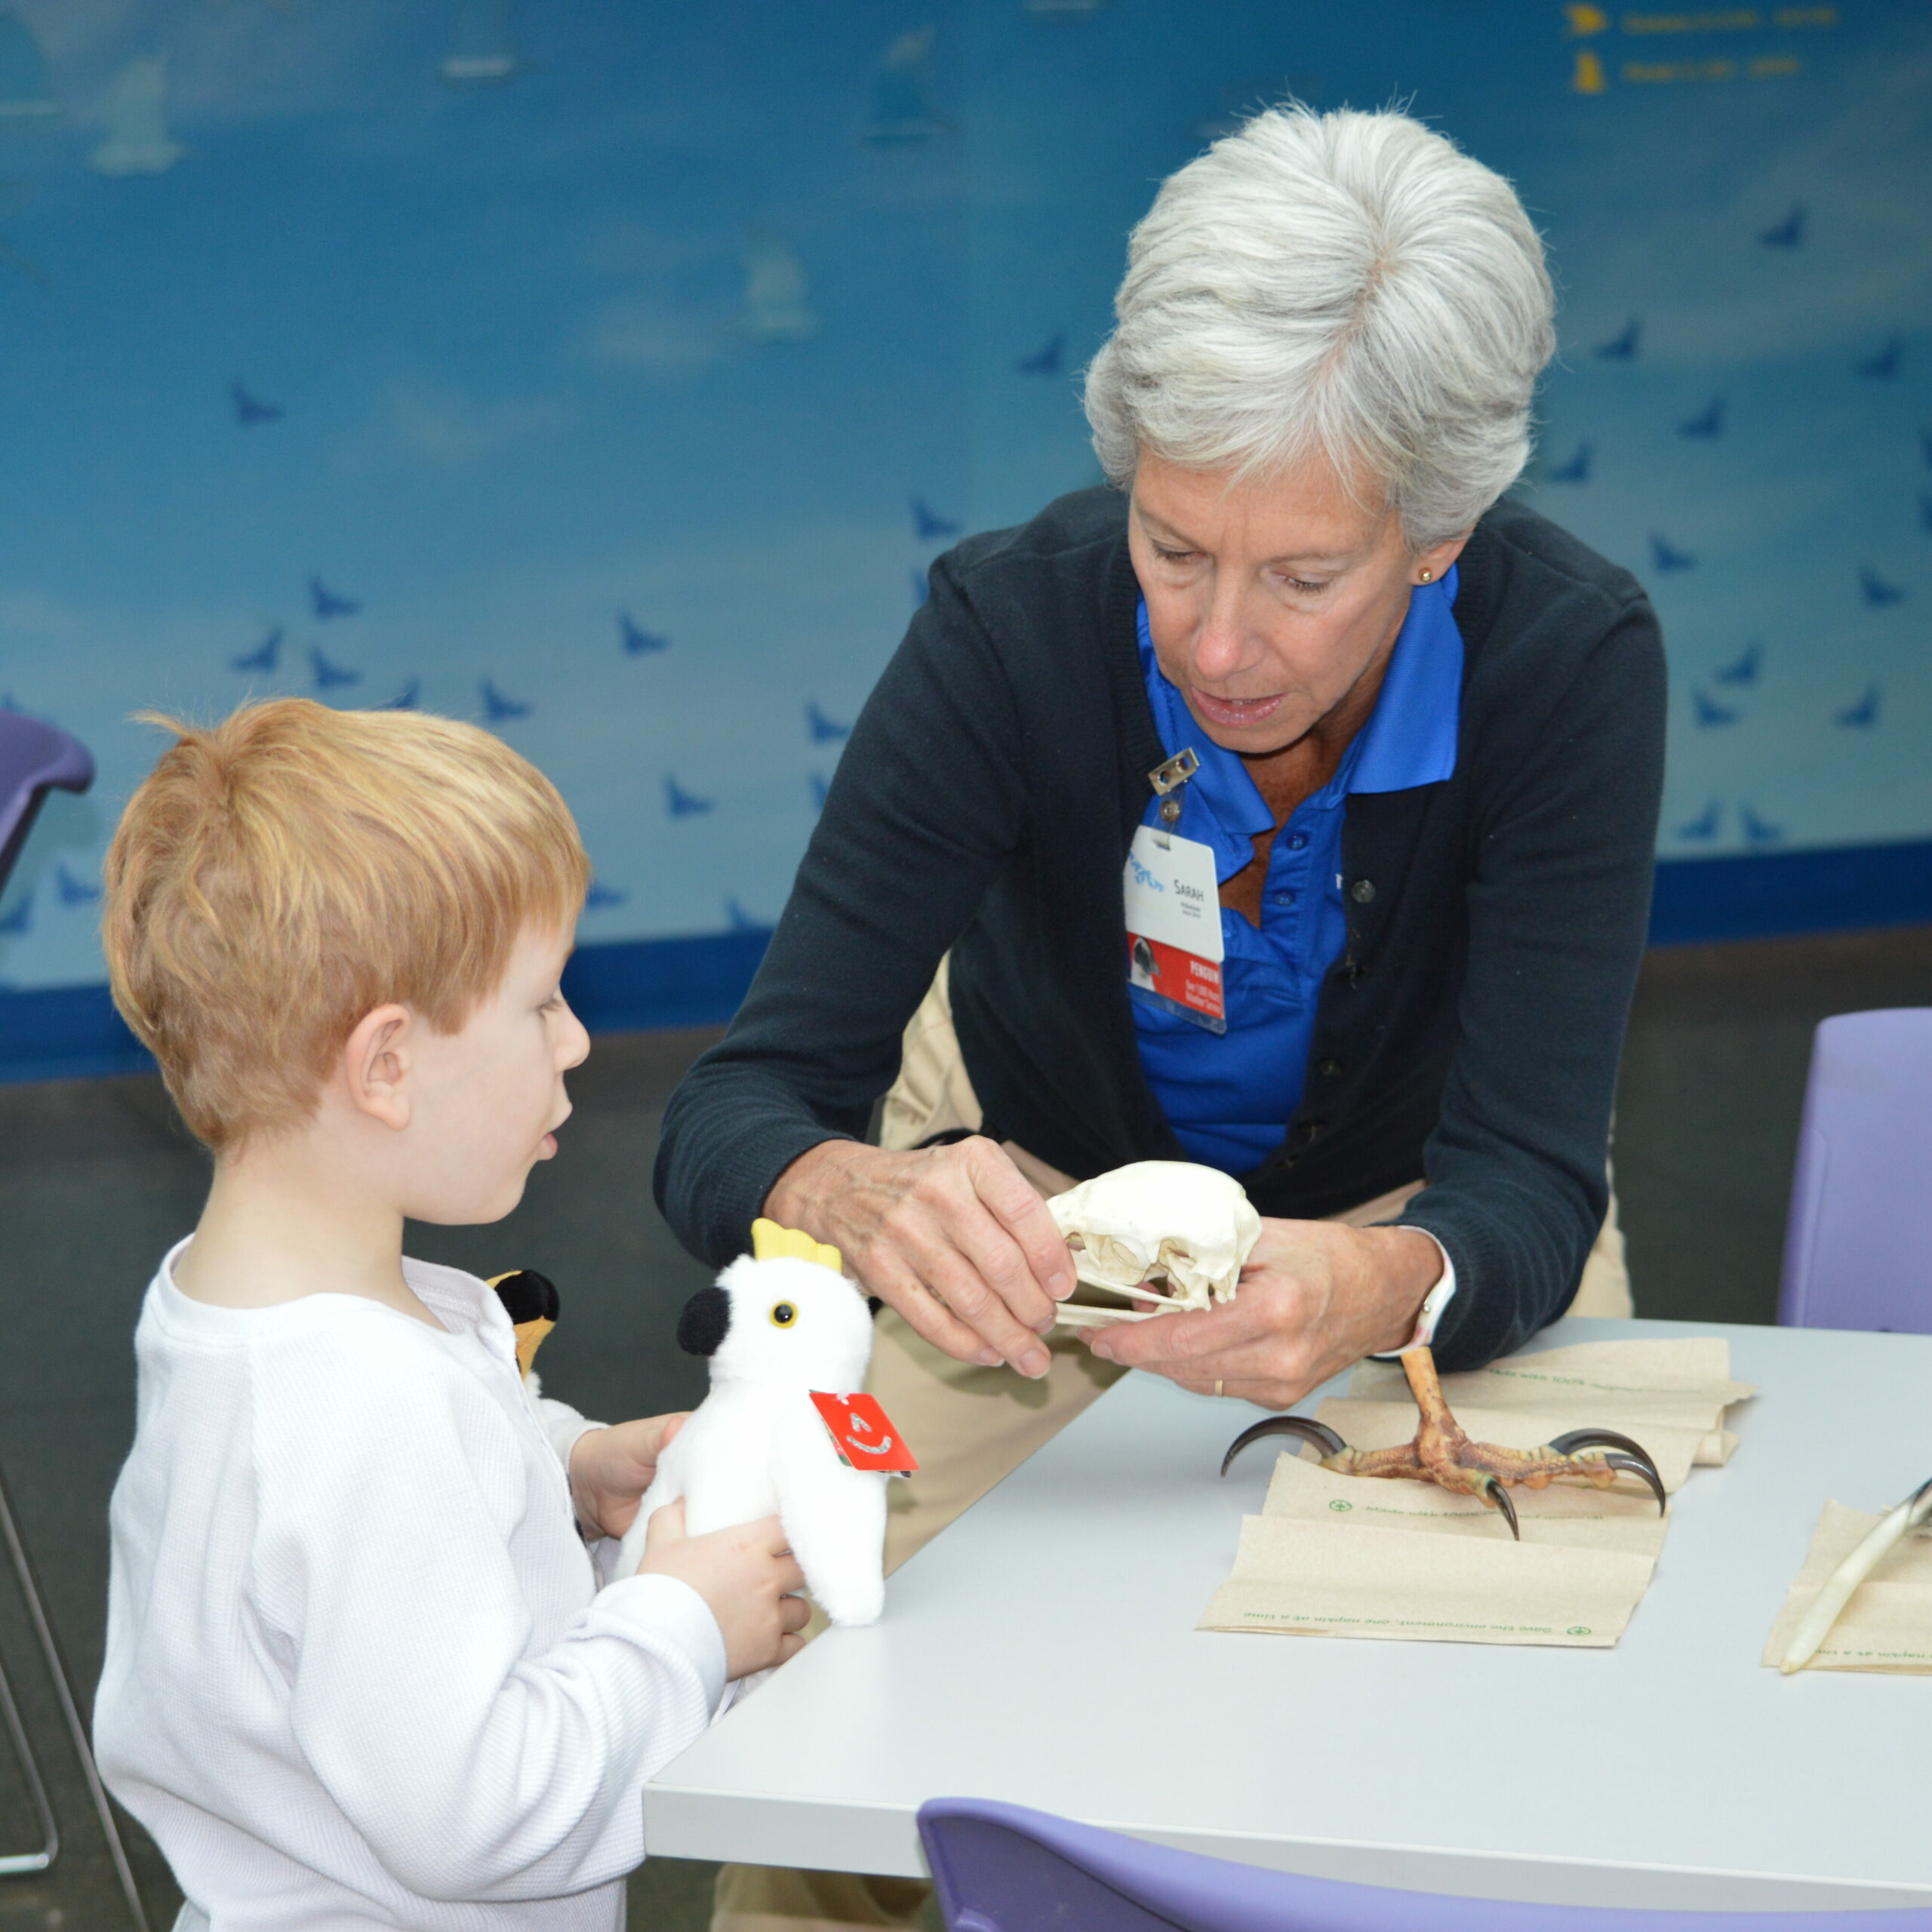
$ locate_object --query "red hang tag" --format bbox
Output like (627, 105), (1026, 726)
(809, 1391), (919, 1475)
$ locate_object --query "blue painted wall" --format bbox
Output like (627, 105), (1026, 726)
(1, 1), (1927, 1078)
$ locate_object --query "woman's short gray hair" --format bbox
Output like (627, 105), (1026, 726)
(1084, 105), (1555, 552)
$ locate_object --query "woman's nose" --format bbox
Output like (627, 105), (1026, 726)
(1191, 594), (1251, 681)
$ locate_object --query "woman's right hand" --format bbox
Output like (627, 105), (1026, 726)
(763, 1137), (1076, 1377)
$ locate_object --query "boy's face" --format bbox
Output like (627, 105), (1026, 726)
(400, 919), (589, 1224)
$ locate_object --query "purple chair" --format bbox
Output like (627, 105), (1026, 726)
(1777, 1009), (1932, 1334)
(0, 707), (94, 890)
(918, 1799), (1932, 1931)
(0, 713), (151, 1927)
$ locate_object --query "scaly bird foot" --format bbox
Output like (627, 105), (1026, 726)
(1220, 1346), (1666, 1539)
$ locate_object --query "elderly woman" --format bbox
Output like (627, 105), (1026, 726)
(663, 101), (1663, 1929)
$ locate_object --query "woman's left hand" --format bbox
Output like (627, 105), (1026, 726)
(1079, 1219), (1442, 1410)
(568, 1414), (688, 1540)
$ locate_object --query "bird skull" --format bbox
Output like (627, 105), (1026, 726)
(1048, 1161), (1262, 1320)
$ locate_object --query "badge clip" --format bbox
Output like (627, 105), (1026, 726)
(1147, 747), (1200, 843)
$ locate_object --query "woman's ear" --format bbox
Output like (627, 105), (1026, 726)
(343, 1004), (414, 1131)
(1415, 528), (1472, 586)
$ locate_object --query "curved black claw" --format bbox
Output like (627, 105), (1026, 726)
(1221, 1415), (1346, 1478)
(1477, 1475), (1521, 1540)
(1548, 1429), (1667, 1515)
(1593, 1454), (1668, 1517)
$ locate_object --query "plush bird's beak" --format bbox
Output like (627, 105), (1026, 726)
(488, 1269), (561, 1380)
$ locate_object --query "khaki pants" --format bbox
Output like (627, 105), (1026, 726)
(709, 962), (1632, 1931)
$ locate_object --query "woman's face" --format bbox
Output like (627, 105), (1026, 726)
(1128, 451), (1467, 758)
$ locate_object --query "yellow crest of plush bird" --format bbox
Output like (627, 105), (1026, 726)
(750, 1217), (843, 1274)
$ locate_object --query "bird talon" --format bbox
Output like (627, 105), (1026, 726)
(1478, 1474), (1520, 1540)
(1220, 1415), (1346, 1478)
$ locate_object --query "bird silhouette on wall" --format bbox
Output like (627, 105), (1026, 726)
(481, 678), (531, 722)
(309, 647), (359, 691)
(912, 497), (959, 540)
(1014, 332), (1064, 376)
(0, 892), (31, 937)
(1678, 397), (1725, 440)
(89, 54), (185, 177)
(620, 611), (669, 655)
(1593, 318), (1641, 361)
(310, 577), (361, 620)
(1691, 688), (1737, 728)
(1675, 799), (1721, 841)
(725, 897), (771, 931)
(383, 679), (422, 710)
(1859, 567), (1905, 608)
(231, 382), (282, 426)
(1757, 205), (1804, 249)
(1835, 685), (1881, 729)
(1857, 338), (1903, 380)
(1651, 534), (1697, 573)
(1739, 804), (1784, 845)
(585, 877), (626, 909)
(232, 626), (281, 673)
(666, 775), (714, 817)
(806, 701), (851, 744)
(54, 862), (100, 906)
(1546, 443), (1592, 484)
(1713, 641), (1761, 687)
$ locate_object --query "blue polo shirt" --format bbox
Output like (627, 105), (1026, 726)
(1131, 570), (1463, 1174)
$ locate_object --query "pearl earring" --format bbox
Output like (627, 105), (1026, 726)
(1418, 568), (1434, 583)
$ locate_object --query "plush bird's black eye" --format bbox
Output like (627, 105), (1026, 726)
(770, 1302), (797, 1327)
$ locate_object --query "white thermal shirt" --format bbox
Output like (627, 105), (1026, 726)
(96, 1244), (726, 1932)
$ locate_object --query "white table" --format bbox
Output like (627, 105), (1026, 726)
(645, 1317), (1932, 1910)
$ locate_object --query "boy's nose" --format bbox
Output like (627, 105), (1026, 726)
(559, 1003), (590, 1069)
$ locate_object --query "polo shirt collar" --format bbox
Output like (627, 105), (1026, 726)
(1136, 561), (1462, 829)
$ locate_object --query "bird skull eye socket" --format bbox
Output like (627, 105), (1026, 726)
(770, 1302), (797, 1327)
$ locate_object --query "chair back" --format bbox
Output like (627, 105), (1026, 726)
(1778, 1009), (1932, 1334)
(0, 711), (94, 896)
(917, 1798), (1932, 1932)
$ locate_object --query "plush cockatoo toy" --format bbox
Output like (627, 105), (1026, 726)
(614, 1220), (893, 1628)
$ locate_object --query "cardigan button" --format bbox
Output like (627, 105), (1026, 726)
(1349, 878), (1376, 904)
(1291, 1119), (1327, 1146)
(1318, 1058), (1345, 1078)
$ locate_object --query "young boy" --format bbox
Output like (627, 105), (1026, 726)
(93, 700), (807, 1931)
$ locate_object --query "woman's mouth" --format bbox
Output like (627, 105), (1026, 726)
(1190, 688), (1285, 731)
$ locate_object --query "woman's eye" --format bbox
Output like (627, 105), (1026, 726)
(1154, 545), (1201, 565)
(1281, 575), (1328, 595)
(770, 1302), (797, 1328)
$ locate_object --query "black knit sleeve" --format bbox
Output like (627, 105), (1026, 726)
(1399, 595), (1666, 1370)
(653, 554), (1031, 1266)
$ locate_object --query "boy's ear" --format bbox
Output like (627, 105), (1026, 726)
(343, 1004), (414, 1131)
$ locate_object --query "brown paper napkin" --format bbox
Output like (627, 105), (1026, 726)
(1200, 1338), (1751, 1647)
(1336, 1338), (1756, 1477)
(1761, 1500), (1932, 1674)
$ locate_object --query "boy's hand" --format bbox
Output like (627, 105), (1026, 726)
(637, 1500), (811, 1679)
(568, 1415), (687, 1541)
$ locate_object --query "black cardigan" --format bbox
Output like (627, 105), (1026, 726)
(655, 488), (1666, 1371)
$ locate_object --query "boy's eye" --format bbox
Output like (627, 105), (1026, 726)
(770, 1303), (797, 1328)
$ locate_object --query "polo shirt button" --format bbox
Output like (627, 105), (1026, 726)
(1349, 878), (1376, 903)
(1318, 1058), (1345, 1078)
(1270, 888), (1297, 907)
(1286, 832), (1309, 851)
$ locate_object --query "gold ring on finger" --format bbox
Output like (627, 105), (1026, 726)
(1214, 1378), (1223, 1398)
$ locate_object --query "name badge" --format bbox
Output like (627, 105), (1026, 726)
(1124, 823), (1226, 1033)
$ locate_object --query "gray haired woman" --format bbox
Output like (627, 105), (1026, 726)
(664, 100), (1662, 1932)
